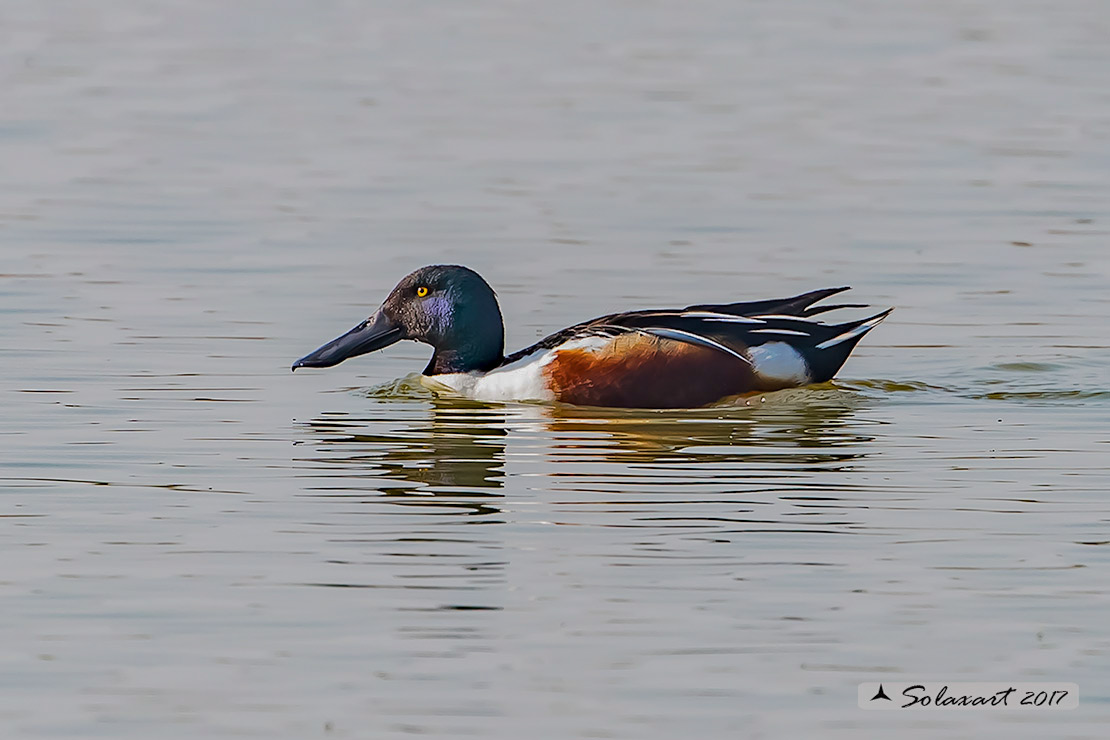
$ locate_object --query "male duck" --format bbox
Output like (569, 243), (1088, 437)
(292, 265), (891, 409)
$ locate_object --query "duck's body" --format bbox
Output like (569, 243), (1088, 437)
(293, 265), (891, 409)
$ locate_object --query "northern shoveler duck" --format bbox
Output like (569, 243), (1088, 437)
(292, 265), (891, 409)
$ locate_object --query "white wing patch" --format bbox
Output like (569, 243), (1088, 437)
(747, 341), (811, 385)
(750, 314), (823, 323)
(643, 327), (753, 365)
(549, 335), (614, 353)
(679, 311), (766, 324)
(815, 313), (888, 350)
(747, 328), (811, 337)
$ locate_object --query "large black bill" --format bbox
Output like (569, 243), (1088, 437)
(291, 309), (403, 370)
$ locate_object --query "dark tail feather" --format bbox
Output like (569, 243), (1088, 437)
(688, 286), (852, 318)
(802, 302), (869, 317)
(805, 308), (893, 382)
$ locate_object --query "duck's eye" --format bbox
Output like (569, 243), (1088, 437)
(416, 286), (429, 297)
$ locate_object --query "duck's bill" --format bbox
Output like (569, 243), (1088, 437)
(292, 309), (403, 370)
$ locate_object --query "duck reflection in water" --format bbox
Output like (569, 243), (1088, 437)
(299, 381), (877, 497)
(542, 384), (877, 470)
(298, 397), (508, 518)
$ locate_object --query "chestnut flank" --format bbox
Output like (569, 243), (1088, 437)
(543, 333), (757, 408)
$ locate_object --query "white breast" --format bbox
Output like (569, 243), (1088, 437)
(423, 335), (612, 403)
(423, 350), (555, 402)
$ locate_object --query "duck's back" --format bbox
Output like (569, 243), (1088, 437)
(466, 287), (889, 408)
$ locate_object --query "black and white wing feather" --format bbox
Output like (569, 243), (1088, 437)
(502, 286), (891, 382)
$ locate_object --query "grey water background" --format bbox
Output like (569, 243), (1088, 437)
(2, 0), (1109, 737)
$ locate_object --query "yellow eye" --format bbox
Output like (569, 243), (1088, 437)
(416, 286), (429, 297)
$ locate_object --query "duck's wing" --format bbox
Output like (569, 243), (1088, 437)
(502, 287), (890, 385)
(603, 307), (890, 384)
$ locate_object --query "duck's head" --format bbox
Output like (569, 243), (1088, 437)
(292, 265), (505, 375)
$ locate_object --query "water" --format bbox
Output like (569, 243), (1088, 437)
(3, 0), (1109, 737)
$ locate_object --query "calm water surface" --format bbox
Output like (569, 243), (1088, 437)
(3, 1), (1109, 738)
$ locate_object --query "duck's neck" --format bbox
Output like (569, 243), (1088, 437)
(424, 346), (503, 375)
(422, 311), (505, 376)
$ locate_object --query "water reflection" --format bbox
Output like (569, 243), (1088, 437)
(297, 399), (508, 520)
(298, 385), (880, 491)
(544, 385), (878, 469)
(294, 400), (510, 608)
(294, 384), (881, 543)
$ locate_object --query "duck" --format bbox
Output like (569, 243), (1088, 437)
(292, 264), (891, 409)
